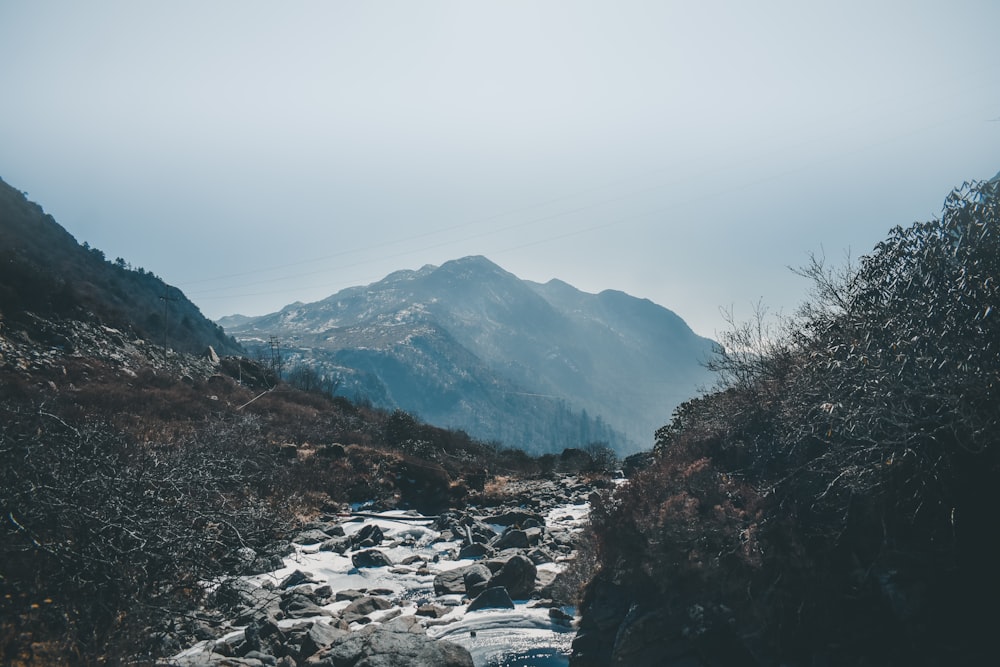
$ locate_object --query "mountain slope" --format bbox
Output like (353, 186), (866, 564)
(224, 256), (716, 454)
(0, 176), (241, 357)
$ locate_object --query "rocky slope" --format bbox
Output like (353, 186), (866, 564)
(0, 176), (241, 358)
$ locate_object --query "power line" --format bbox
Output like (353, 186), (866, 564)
(158, 293), (178, 360)
(180, 79), (1000, 308)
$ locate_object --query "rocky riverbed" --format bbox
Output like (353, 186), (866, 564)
(163, 474), (604, 667)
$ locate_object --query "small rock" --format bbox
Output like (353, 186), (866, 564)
(335, 589), (365, 602)
(415, 603), (450, 618)
(278, 570), (317, 590)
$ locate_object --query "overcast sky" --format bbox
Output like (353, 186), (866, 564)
(2, 1), (998, 339)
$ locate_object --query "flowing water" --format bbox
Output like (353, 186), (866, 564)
(175, 498), (589, 666)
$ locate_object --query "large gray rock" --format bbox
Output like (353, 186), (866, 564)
(462, 563), (494, 598)
(352, 549), (392, 569)
(279, 569), (318, 589)
(435, 511), (498, 544)
(493, 528), (531, 550)
(484, 510), (545, 527)
(467, 586), (515, 612)
(458, 542), (495, 559)
(434, 563), (489, 595)
(342, 596), (393, 623)
(295, 528), (334, 544)
(315, 625), (473, 667)
(299, 620), (349, 659)
(351, 524), (385, 548)
(279, 591), (334, 619)
(320, 536), (352, 553)
(487, 554), (537, 599)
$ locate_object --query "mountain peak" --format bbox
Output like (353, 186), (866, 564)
(434, 255), (509, 278)
(222, 257), (715, 454)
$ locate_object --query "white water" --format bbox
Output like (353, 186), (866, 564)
(176, 500), (590, 666)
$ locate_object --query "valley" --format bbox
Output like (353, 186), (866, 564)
(4, 173), (1000, 666)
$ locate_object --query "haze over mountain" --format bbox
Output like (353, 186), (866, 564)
(222, 256), (716, 455)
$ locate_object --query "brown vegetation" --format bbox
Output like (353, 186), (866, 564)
(0, 344), (565, 664)
(584, 179), (1000, 665)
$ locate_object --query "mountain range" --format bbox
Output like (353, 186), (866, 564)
(221, 256), (717, 455)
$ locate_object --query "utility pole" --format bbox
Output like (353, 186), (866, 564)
(268, 336), (283, 380)
(159, 293), (178, 361)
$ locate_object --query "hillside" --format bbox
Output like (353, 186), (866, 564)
(572, 177), (1000, 666)
(223, 256), (716, 455)
(0, 176), (241, 358)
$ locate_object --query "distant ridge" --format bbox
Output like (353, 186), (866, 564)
(222, 256), (716, 454)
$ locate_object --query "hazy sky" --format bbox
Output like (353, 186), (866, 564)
(2, 1), (998, 338)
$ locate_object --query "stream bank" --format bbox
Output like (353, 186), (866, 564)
(164, 474), (605, 667)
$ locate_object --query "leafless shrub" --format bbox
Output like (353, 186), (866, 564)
(0, 404), (286, 663)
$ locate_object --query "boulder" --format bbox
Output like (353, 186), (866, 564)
(433, 563), (488, 596)
(467, 586), (515, 612)
(527, 547), (555, 565)
(279, 591), (333, 619)
(279, 569), (318, 590)
(351, 524), (385, 548)
(415, 603), (450, 618)
(342, 596), (393, 625)
(493, 528), (530, 550)
(462, 563), (494, 598)
(483, 510), (544, 527)
(487, 554), (537, 600)
(335, 589), (365, 602)
(319, 536), (352, 553)
(316, 626), (473, 667)
(458, 542), (494, 560)
(205, 345), (221, 364)
(295, 528), (334, 544)
(434, 511), (497, 544)
(352, 549), (392, 569)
